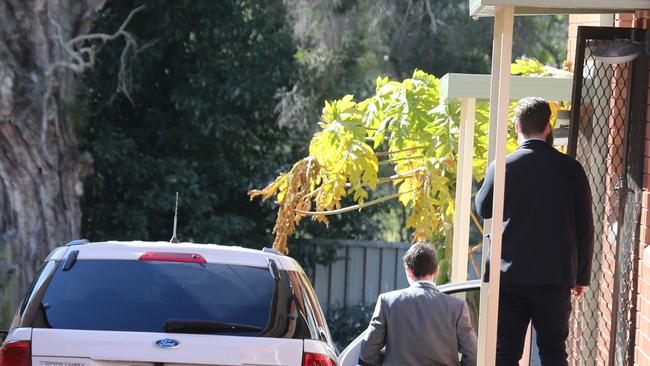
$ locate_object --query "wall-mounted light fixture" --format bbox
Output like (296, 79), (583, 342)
(593, 39), (642, 65)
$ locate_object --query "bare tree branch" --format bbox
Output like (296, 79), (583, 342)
(374, 145), (429, 157)
(47, 6), (144, 77)
(65, 4), (144, 46)
(378, 155), (424, 166)
(40, 5), (145, 158)
(424, 0), (437, 34)
(390, 0), (413, 50)
(295, 189), (414, 216)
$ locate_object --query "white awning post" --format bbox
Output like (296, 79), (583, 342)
(477, 5), (514, 366)
(451, 97), (477, 283)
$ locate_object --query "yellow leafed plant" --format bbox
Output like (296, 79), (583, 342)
(250, 61), (569, 288)
(250, 69), (516, 254)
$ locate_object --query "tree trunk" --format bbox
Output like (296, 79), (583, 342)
(0, 0), (101, 326)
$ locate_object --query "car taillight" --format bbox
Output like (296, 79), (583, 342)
(302, 352), (336, 366)
(0, 340), (31, 366)
(139, 252), (206, 263)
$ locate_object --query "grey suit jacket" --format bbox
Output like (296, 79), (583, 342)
(359, 281), (477, 366)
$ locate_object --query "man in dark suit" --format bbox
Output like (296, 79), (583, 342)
(475, 97), (594, 365)
(359, 242), (477, 366)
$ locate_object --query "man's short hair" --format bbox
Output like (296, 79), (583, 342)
(403, 243), (438, 277)
(514, 97), (551, 135)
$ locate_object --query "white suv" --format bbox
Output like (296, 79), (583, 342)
(0, 240), (338, 366)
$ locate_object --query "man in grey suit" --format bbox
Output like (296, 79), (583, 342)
(359, 243), (477, 366)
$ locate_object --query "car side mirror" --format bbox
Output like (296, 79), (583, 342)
(0, 329), (8, 343)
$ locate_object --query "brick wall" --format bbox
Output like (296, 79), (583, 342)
(627, 10), (650, 366)
(567, 14), (610, 71)
(637, 62), (650, 366)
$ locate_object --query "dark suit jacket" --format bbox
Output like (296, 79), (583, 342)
(475, 139), (595, 286)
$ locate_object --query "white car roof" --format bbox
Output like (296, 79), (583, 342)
(48, 241), (302, 271)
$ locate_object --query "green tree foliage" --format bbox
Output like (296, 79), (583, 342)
(279, 0), (496, 130)
(80, 0), (306, 245)
(326, 302), (376, 349)
(80, 0), (569, 249)
(280, 0), (568, 126)
(513, 15), (569, 68)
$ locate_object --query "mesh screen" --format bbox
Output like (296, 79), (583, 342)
(567, 38), (638, 366)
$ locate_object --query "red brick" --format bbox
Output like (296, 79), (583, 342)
(567, 38), (576, 53)
(640, 296), (648, 317)
(617, 13), (635, 27)
(643, 192), (650, 209)
(640, 332), (650, 357)
(636, 347), (645, 366)
(641, 260), (650, 278)
(640, 313), (650, 335)
(640, 273), (650, 287)
(638, 346), (650, 366)
(643, 228), (650, 246)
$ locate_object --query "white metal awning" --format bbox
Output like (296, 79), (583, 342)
(440, 73), (572, 101)
(470, 0), (649, 18)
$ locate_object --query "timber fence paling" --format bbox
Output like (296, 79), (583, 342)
(296, 239), (411, 308)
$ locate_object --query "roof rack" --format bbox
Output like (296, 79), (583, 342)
(262, 247), (283, 256)
(66, 239), (89, 246)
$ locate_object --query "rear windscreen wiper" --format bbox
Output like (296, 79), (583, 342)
(0, 329), (8, 342)
(164, 319), (262, 334)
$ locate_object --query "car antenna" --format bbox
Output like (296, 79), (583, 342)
(170, 192), (179, 243)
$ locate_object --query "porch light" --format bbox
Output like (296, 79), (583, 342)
(552, 109), (570, 146)
(592, 39), (641, 64)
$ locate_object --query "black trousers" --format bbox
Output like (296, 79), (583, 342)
(496, 284), (572, 366)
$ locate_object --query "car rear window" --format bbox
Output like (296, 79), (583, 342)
(39, 260), (274, 334)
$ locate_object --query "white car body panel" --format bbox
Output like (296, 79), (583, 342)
(4, 327), (31, 342)
(32, 328), (303, 366)
(32, 356), (93, 366)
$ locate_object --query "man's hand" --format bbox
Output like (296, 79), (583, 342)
(572, 286), (587, 298)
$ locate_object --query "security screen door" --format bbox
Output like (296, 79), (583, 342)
(567, 26), (648, 366)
